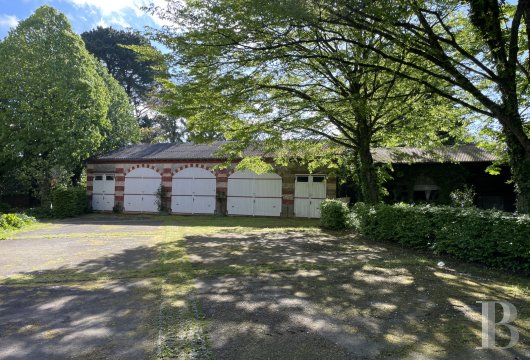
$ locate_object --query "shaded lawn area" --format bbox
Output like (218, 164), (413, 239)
(0, 214), (528, 359)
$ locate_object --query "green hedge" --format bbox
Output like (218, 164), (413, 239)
(320, 199), (353, 230)
(0, 213), (35, 230)
(353, 203), (530, 273)
(51, 187), (87, 218)
(24, 207), (54, 219)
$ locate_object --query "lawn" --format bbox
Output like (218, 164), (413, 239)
(0, 214), (528, 359)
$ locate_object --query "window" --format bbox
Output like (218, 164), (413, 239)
(95, 175), (103, 181)
(313, 176), (325, 183)
(296, 176), (309, 182)
(106, 175), (114, 181)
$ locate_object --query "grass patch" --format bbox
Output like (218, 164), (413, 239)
(0, 222), (55, 240)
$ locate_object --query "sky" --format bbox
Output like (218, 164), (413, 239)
(0, 0), (169, 39)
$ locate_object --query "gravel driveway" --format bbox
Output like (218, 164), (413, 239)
(0, 214), (528, 360)
(185, 232), (530, 360)
(0, 215), (164, 360)
(0, 217), (164, 277)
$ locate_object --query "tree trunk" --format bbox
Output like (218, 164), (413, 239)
(357, 135), (379, 204)
(496, 98), (530, 213)
(38, 176), (52, 209)
(503, 129), (530, 213)
(71, 163), (85, 187)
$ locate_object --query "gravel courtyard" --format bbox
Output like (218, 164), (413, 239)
(0, 214), (528, 359)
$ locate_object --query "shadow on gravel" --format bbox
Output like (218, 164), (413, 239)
(182, 232), (530, 360)
(1, 221), (529, 360)
(185, 231), (385, 266)
(0, 279), (159, 360)
(0, 243), (162, 359)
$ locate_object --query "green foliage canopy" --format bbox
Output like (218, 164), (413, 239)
(145, 0), (465, 203)
(324, 0), (530, 212)
(82, 27), (158, 119)
(0, 6), (139, 201)
(95, 61), (140, 152)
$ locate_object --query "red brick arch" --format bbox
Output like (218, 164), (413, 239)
(171, 163), (214, 176)
(125, 164), (161, 174)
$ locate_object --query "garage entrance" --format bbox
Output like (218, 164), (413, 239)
(227, 171), (282, 216)
(294, 175), (326, 218)
(171, 167), (216, 214)
(124, 168), (161, 212)
(92, 174), (115, 211)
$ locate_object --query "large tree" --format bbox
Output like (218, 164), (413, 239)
(145, 0), (463, 202)
(0, 6), (138, 202)
(323, 0), (530, 212)
(82, 27), (159, 120)
(95, 61), (140, 153)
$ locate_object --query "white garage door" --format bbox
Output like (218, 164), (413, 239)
(171, 167), (216, 214)
(92, 174), (115, 211)
(124, 168), (161, 213)
(294, 175), (327, 218)
(227, 171), (282, 216)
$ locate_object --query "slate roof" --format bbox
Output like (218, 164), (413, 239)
(371, 144), (498, 164)
(94, 141), (262, 161)
(93, 142), (498, 164)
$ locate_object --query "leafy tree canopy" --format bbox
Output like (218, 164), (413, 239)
(95, 61), (141, 152)
(144, 0), (467, 202)
(0, 6), (139, 202)
(319, 0), (530, 212)
(82, 26), (159, 120)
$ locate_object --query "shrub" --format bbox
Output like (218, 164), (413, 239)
(353, 202), (434, 247)
(320, 199), (353, 230)
(25, 207), (54, 219)
(112, 203), (124, 213)
(51, 187), (87, 218)
(0, 213), (36, 230)
(432, 208), (530, 272)
(352, 203), (530, 273)
(450, 185), (476, 208)
(2, 213), (25, 228)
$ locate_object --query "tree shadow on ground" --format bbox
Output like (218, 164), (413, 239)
(1, 223), (529, 359)
(182, 231), (530, 360)
(0, 245), (163, 360)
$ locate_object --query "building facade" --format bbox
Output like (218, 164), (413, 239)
(86, 142), (336, 218)
(368, 145), (514, 211)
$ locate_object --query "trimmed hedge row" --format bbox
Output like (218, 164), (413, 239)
(51, 187), (87, 218)
(352, 203), (530, 273)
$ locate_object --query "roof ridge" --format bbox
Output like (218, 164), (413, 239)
(92, 142), (498, 163)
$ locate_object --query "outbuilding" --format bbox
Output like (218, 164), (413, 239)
(86, 142), (337, 217)
(339, 145), (516, 211)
